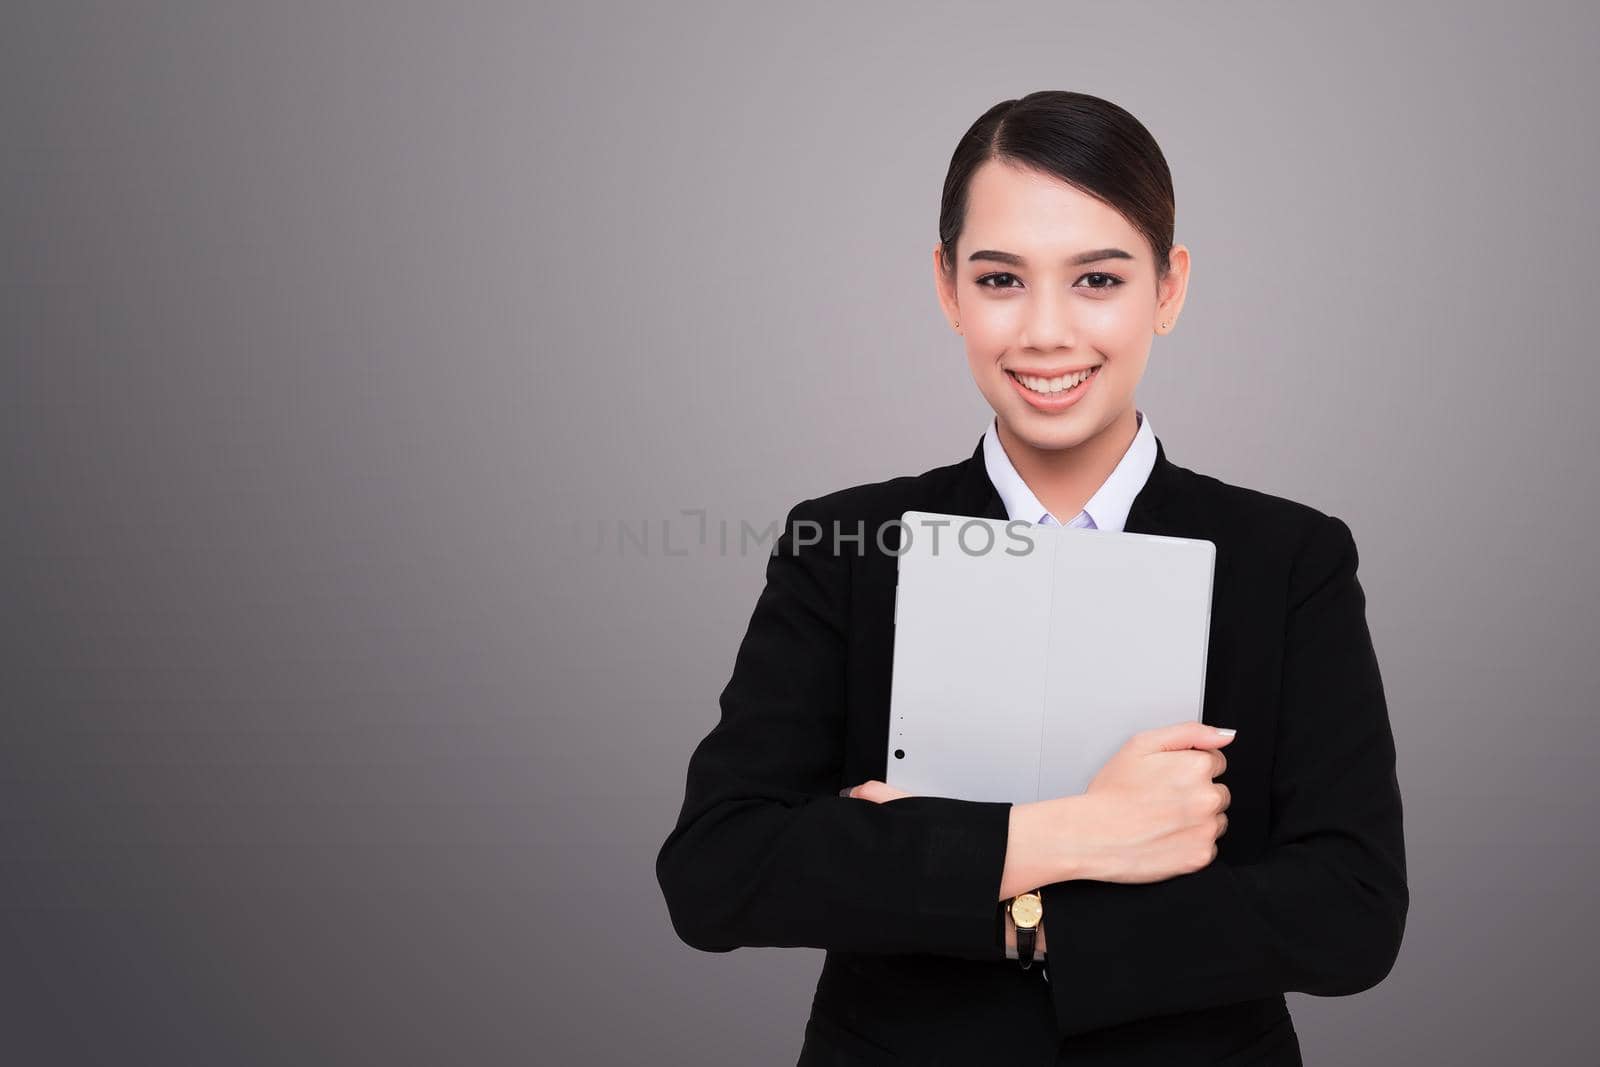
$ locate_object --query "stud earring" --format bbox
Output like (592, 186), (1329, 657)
(954, 320), (960, 329)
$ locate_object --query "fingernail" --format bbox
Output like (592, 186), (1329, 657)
(839, 787), (851, 797)
(1215, 727), (1236, 736)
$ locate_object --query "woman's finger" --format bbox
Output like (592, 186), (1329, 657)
(841, 779), (913, 803)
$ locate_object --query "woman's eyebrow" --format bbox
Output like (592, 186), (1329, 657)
(967, 247), (1134, 267)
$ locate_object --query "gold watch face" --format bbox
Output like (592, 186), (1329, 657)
(1010, 893), (1043, 928)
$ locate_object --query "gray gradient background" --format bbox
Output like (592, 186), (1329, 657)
(4, 1), (1597, 1064)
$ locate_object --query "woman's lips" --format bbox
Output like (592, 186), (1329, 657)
(1006, 366), (1100, 412)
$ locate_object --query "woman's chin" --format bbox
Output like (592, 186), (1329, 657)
(998, 404), (1116, 451)
(1002, 421), (1093, 454)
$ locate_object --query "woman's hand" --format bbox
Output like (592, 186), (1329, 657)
(840, 780), (913, 803)
(1069, 719), (1236, 884)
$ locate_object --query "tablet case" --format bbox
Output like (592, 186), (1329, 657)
(885, 510), (1216, 805)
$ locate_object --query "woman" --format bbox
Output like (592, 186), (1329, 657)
(656, 90), (1407, 1066)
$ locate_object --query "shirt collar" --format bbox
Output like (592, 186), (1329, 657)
(980, 409), (1157, 532)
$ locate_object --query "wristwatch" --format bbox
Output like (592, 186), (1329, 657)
(1007, 891), (1043, 970)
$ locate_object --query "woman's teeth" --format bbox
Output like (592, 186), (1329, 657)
(1012, 366), (1099, 395)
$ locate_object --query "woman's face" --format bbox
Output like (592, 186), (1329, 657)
(934, 159), (1189, 455)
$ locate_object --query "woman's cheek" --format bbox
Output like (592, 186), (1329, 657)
(1083, 303), (1144, 347)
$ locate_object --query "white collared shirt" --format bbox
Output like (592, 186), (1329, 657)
(981, 409), (1157, 533)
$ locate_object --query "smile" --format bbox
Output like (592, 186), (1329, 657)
(1010, 367), (1099, 394)
(1005, 365), (1101, 411)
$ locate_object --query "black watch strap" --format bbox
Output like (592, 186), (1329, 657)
(1016, 921), (1037, 970)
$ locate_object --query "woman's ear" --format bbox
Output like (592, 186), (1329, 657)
(1155, 244), (1191, 334)
(932, 245), (961, 333)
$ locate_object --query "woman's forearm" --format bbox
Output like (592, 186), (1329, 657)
(999, 794), (1094, 901)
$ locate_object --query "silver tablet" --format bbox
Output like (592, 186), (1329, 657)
(885, 511), (1216, 805)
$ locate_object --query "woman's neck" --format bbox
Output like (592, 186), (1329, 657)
(996, 407), (1140, 522)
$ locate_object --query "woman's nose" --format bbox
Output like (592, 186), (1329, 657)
(1018, 288), (1078, 352)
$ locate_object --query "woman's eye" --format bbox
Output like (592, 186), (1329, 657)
(976, 272), (1123, 291)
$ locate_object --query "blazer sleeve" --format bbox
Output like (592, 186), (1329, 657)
(655, 497), (1015, 960)
(1038, 513), (1409, 1038)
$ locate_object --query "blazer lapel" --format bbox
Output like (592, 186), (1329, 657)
(951, 434), (1011, 521)
(1123, 434), (1183, 538)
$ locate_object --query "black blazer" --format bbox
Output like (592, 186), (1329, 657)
(656, 431), (1408, 1066)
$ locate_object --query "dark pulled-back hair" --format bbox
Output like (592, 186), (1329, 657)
(938, 91), (1176, 282)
